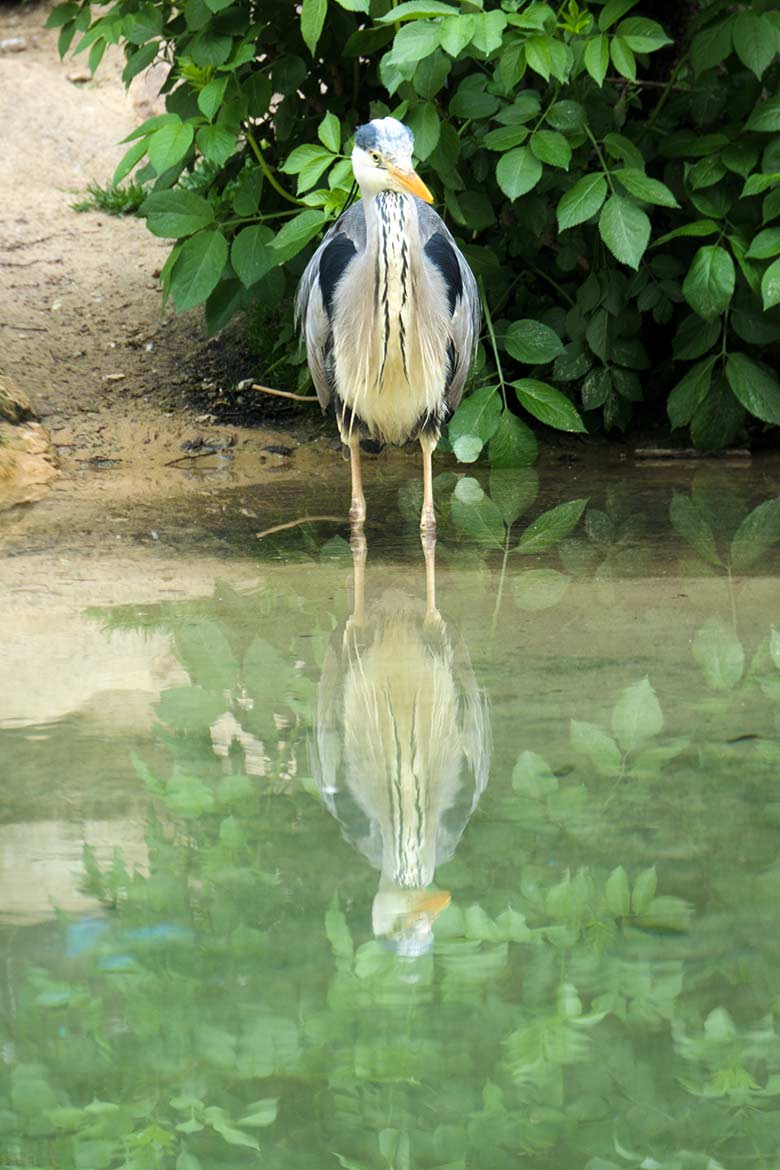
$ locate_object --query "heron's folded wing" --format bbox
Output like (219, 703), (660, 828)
(416, 200), (481, 417)
(295, 203), (366, 411)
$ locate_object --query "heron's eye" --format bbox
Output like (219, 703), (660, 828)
(369, 150), (382, 164)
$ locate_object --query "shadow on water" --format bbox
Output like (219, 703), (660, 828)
(2, 462), (780, 1168)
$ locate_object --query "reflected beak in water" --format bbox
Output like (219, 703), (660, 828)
(403, 888), (451, 927)
(388, 164), (435, 204)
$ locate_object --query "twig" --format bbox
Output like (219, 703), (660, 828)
(244, 127), (306, 207)
(606, 76), (691, 90)
(256, 515), (344, 539)
(251, 383), (319, 403)
(164, 451), (230, 467)
(0, 323), (48, 332)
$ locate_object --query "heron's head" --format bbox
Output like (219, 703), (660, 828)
(372, 884), (451, 957)
(352, 117), (434, 203)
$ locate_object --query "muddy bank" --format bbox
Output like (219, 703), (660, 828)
(0, 1), (336, 526)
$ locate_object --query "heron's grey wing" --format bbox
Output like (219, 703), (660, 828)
(295, 203), (367, 411)
(416, 200), (481, 416)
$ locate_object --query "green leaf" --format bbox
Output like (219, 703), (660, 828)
(378, 0), (456, 20)
(761, 257), (780, 310)
(725, 352), (780, 424)
(301, 0), (327, 55)
(691, 374), (743, 450)
(271, 210), (327, 263)
(598, 0), (639, 32)
(141, 189), (215, 237)
(525, 35), (553, 81)
(693, 617), (744, 690)
(581, 367), (611, 410)
(170, 230), (228, 310)
(281, 144), (334, 192)
(483, 126), (529, 151)
(189, 29), (232, 66)
(452, 434), (483, 462)
(598, 195), (650, 269)
(148, 119), (194, 174)
(449, 384), (502, 443)
(746, 97), (780, 133)
(471, 10), (507, 54)
(733, 11), (775, 79)
(196, 124), (236, 167)
(614, 169), (679, 208)
(742, 172), (780, 197)
(113, 137), (148, 185)
(691, 18), (734, 76)
(570, 719), (621, 776)
(407, 103), (440, 160)
(318, 112), (341, 153)
(197, 75), (228, 120)
(746, 228), (780, 259)
(653, 219), (719, 247)
(557, 173), (607, 231)
(517, 498), (588, 553)
(231, 225), (275, 288)
(682, 245), (735, 319)
(504, 320), (564, 364)
(439, 13), (475, 56)
(610, 37), (636, 82)
(616, 17), (672, 52)
(334, 0), (369, 9)
(611, 677), (663, 753)
(546, 101), (585, 132)
(605, 866), (631, 917)
(391, 19), (441, 65)
(730, 499), (780, 569)
(512, 568), (570, 610)
(530, 129), (571, 170)
(512, 379), (586, 432)
(667, 356), (716, 429)
(487, 412), (538, 468)
(496, 147), (543, 201)
(584, 34), (609, 86)
(670, 492), (721, 565)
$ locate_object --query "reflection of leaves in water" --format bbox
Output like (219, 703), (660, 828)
(730, 498), (780, 569)
(516, 497), (588, 554)
(670, 491), (722, 567)
(611, 676), (663, 753)
(512, 568), (571, 610)
(693, 617), (745, 691)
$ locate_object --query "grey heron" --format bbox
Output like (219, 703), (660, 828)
(295, 117), (480, 530)
(311, 533), (491, 956)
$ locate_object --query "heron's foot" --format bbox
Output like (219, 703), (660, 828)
(420, 507), (436, 533)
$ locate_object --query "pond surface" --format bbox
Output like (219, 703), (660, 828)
(3, 458), (780, 1170)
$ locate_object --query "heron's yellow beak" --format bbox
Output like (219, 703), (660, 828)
(388, 164), (434, 203)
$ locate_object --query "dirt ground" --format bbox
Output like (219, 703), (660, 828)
(0, 1), (348, 540)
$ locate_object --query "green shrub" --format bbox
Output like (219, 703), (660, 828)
(48, 0), (780, 455)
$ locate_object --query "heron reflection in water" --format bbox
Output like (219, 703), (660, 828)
(312, 533), (490, 956)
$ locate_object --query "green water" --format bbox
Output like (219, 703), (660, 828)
(3, 462), (780, 1170)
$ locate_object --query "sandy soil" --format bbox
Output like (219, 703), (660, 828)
(0, 1), (345, 537)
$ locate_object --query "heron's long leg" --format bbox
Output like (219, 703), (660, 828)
(348, 436), (366, 525)
(419, 433), (437, 532)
